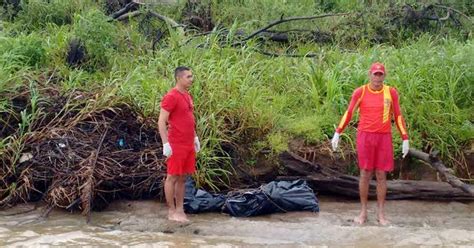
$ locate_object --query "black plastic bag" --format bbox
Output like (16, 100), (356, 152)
(261, 179), (319, 212)
(184, 178), (319, 216)
(184, 177), (226, 214)
(223, 190), (277, 217)
(224, 180), (319, 217)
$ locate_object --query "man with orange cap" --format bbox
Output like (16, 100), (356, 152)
(331, 62), (409, 225)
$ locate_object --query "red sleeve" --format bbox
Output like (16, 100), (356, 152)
(161, 93), (177, 113)
(390, 87), (408, 140)
(336, 87), (363, 134)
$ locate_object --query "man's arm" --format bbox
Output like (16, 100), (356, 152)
(390, 88), (408, 140)
(336, 87), (363, 134)
(158, 108), (170, 144)
(332, 87), (363, 151)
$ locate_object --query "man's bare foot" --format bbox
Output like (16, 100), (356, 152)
(377, 215), (390, 226)
(174, 211), (189, 222)
(168, 209), (177, 221)
(353, 213), (367, 225)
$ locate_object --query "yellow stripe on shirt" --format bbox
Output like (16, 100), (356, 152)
(397, 115), (407, 135)
(382, 85), (391, 123)
(338, 111), (349, 129)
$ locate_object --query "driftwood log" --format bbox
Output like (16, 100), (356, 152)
(408, 149), (474, 195)
(279, 150), (474, 201)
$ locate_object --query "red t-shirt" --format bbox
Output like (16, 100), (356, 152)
(161, 88), (196, 145)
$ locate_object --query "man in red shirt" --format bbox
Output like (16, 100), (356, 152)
(158, 66), (200, 222)
(332, 62), (409, 225)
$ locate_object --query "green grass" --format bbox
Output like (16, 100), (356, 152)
(0, 0), (473, 187)
(110, 34), (473, 177)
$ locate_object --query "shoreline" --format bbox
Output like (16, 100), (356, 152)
(1, 197), (473, 247)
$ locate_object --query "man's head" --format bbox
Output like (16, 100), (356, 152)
(368, 62), (385, 86)
(174, 66), (193, 90)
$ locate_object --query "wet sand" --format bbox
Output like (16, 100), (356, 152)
(1, 197), (473, 247)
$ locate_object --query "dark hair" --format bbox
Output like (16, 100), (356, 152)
(174, 66), (191, 79)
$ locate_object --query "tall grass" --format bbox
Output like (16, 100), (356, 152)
(0, 33), (46, 69)
(0, 0), (472, 187)
(3, 0), (89, 31)
(103, 33), (472, 175)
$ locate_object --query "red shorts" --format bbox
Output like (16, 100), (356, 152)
(166, 144), (196, 175)
(356, 131), (394, 172)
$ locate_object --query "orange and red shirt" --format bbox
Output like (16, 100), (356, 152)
(336, 84), (408, 140)
(161, 88), (196, 146)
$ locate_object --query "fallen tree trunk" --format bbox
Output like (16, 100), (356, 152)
(278, 151), (474, 201)
(309, 176), (474, 200)
(408, 148), (474, 195)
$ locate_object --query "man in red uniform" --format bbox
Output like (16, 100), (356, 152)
(331, 62), (409, 225)
(158, 66), (200, 222)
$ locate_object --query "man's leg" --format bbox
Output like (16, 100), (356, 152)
(174, 175), (189, 222)
(165, 174), (178, 220)
(355, 169), (372, 224)
(375, 169), (389, 225)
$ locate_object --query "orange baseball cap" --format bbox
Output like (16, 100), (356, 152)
(369, 62), (385, 75)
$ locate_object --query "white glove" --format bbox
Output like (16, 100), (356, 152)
(163, 143), (172, 157)
(194, 136), (201, 153)
(331, 132), (340, 151)
(402, 140), (409, 158)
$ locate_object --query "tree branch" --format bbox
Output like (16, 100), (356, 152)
(148, 11), (183, 28)
(115, 10), (141, 21)
(236, 12), (350, 45)
(256, 49), (318, 58)
(110, 2), (139, 20)
(433, 4), (473, 22)
(408, 148), (474, 196)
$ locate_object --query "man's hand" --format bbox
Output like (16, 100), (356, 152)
(194, 136), (201, 153)
(163, 143), (172, 157)
(402, 140), (409, 158)
(331, 132), (340, 151)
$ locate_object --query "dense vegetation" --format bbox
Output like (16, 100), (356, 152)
(1, 0), (472, 196)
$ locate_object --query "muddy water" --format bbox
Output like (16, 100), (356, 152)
(1, 197), (473, 247)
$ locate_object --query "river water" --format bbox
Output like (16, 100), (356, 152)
(1, 197), (473, 247)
